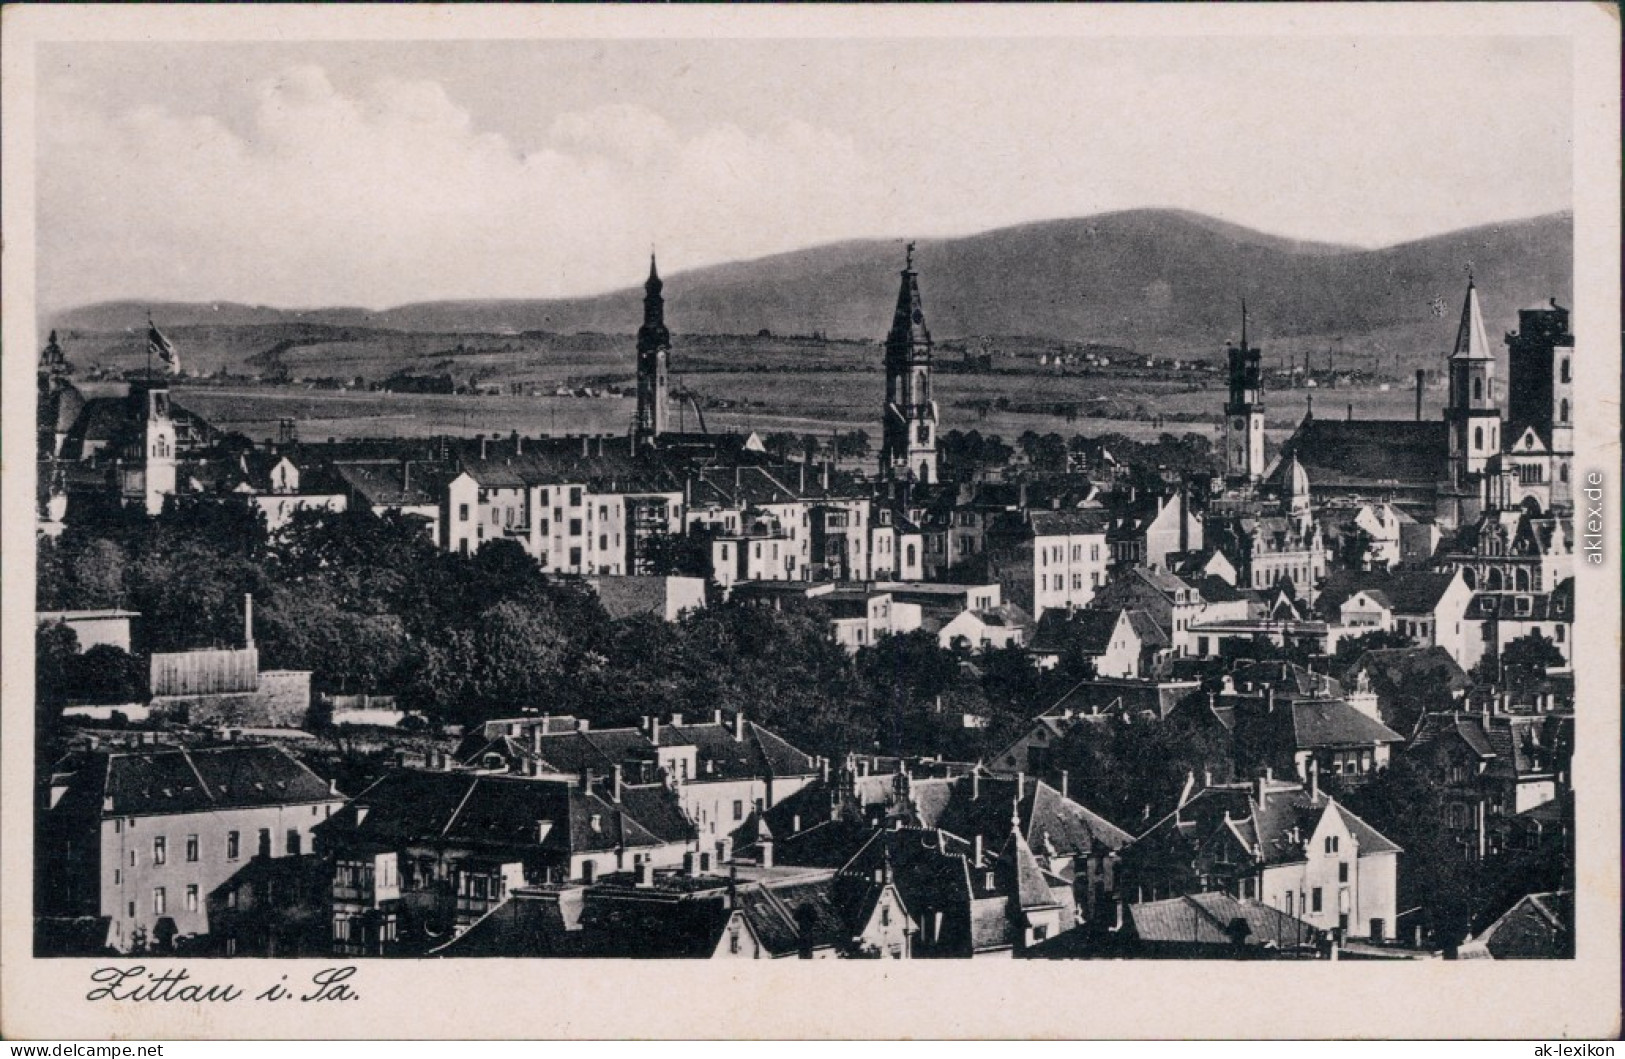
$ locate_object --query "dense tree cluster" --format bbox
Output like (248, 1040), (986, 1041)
(35, 503), (1097, 761)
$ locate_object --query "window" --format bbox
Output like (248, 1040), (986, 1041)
(599, 534), (608, 551)
(730, 929), (742, 955)
(227, 831), (240, 860)
(458, 504), (469, 522)
(185, 885), (199, 912)
(1285, 891), (1294, 916)
(129, 850), (136, 867)
(153, 836), (167, 865)
(580, 861), (596, 884)
(1560, 358), (1570, 384)
(153, 887), (167, 915)
(286, 829), (301, 856)
(1559, 399), (1569, 423)
(1338, 862), (1349, 883)
(569, 519), (583, 536)
(114, 868), (121, 884)
(733, 800), (744, 821)
(185, 834), (199, 862)
(881, 906), (891, 927)
(258, 828), (272, 858)
(1311, 887), (1323, 914)
(569, 488), (582, 507)
(1324, 836), (1339, 855)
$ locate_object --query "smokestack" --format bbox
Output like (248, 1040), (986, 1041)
(243, 593), (254, 648)
(1059, 770), (1069, 800)
(1415, 369), (1426, 422)
(734, 711), (745, 742)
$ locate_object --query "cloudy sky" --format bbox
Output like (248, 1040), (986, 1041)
(37, 36), (1571, 314)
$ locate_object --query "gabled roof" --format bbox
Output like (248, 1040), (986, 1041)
(659, 719), (819, 783)
(1316, 570), (1463, 619)
(1460, 891), (1572, 960)
(735, 875), (848, 956)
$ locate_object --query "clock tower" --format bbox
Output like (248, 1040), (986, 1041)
(1224, 304), (1266, 482)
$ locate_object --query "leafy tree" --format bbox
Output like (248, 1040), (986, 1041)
(1499, 630), (1565, 680)
(1047, 711), (1233, 832)
(641, 530), (714, 578)
(1331, 629), (1415, 674)
(69, 645), (148, 704)
(1343, 754), (1484, 950)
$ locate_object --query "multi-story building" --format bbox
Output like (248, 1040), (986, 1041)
(39, 744), (344, 953)
(1503, 300), (1575, 512)
(317, 765), (695, 955)
(1122, 774), (1400, 942)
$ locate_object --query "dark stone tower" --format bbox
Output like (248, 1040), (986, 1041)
(635, 255), (671, 448)
(1506, 298), (1574, 510)
(880, 243), (938, 484)
(1224, 303), (1266, 482)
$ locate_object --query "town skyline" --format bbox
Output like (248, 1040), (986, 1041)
(38, 36), (1571, 316)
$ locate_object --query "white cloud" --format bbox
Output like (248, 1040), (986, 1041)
(39, 66), (880, 312)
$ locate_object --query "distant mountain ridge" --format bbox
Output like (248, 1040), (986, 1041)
(51, 208), (1571, 357)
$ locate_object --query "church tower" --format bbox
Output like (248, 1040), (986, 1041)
(120, 381), (177, 516)
(1223, 304), (1266, 482)
(634, 254), (671, 449)
(1506, 298), (1574, 511)
(1445, 275), (1501, 489)
(880, 243), (938, 484)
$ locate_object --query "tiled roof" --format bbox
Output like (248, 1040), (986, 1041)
(659, 720), (818, 783)
(321, 769), (666, 857)
(330, 461), (439, 507)
(1462, 891), (1572, 960)
(735, 876), (847, 956)
(1279, 419), (1449, 491)
(1289, 699), (1404, 749)
(55, 746), (337, 818)
(1130, 892), (1322, 949)
(1316, 570), (1463, 619)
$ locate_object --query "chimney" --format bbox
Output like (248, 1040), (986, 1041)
(1415, 369), (1426, 421)
(479, 435), (488, 460)
(792, 813), (802, 834)
(671, 712), (684, 728)
(579, 767), (596, 792)
(713, 708), (724, 726)
(582, 435), (589, 457)
(650, 717), (661, 745)
(531, 725), (543, 754)
(734, 711), (746, 742)
(328, 777), (339, 796)
(1309, 757), (1320, 801)
(1255, 771), (1269, 809)
(973, 833), (984, 867)
(819, 756), (831, 784)
(799, 462), (806, 493)
(971, 770), (980, 801)
(635, 859), (655, 888)
(1346, 402), (1353, 422)
(576, 718), (590, 733)
(759, 832), (775, 869)
(611, 765), (623, 802)
(1059, 769), (1069, 799)
(1016, 772), (1025, 799)
(243, 593), (254, 648)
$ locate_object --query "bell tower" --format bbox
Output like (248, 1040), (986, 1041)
(880, 243), (939, 485)
(1224, 303), (1266, 482)
(1445, 275), (1500, 487)
(634, 254), (671, 449)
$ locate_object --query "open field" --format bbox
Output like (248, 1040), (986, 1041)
(167, 372), (1434, 451)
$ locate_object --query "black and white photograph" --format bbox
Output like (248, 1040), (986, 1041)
(3, 2), (1619, 1042)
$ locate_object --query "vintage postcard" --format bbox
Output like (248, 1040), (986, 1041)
(2, 2), (1619, 1040)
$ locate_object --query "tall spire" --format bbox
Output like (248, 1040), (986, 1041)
(646, 252), (662, 292)
(1451, 272), (1492, 360)
(1240, 299), (1249, 351)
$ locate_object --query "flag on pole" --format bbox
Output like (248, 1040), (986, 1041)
(147, 322), (179, 375)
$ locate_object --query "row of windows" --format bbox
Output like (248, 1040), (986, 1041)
(139, 884), (199, 917)
(118, 821), (321, 869)
(1037, 543), (1104, 565)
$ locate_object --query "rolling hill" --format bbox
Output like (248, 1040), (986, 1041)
(51, 208), (1572, 361)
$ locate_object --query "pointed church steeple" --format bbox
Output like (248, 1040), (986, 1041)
(635, 254), (671, 448)
(1451, 273), (1493, 360)
(880, 241), (939, 484)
